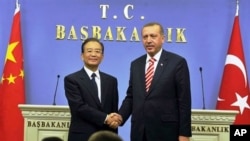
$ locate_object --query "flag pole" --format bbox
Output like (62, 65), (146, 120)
(15, 0), (20, 13)
(235, 0), (239, 16)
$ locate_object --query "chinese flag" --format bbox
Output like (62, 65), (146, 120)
(216, 9), (250, 124)
(0, 3), (25, 141)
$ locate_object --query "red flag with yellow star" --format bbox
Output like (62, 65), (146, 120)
(0, 2), (25, 141)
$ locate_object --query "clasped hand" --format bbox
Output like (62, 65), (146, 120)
(105, 113), (123, 129)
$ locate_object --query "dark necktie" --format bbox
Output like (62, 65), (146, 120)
(145, 58), (156, 92)
(91, 73), (99, 99)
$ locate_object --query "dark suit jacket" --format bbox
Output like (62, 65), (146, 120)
(119, 50), (192, 141)
(64, 68), (119, 141)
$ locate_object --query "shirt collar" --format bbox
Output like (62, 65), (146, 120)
(146, 48), (162, 63)
(84, 66), (100, 79)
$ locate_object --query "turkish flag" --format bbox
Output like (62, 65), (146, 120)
(0, 3), (25, 141)
(216, 15), (250, 124)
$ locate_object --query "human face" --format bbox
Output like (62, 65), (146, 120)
(142, 25), (165, 57)
(81, 41), (103, 71)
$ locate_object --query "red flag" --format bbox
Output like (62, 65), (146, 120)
(0, 3), (25, 141)
(216, 6), (250, 124)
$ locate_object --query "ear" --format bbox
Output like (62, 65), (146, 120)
(81, 54), (84, 60)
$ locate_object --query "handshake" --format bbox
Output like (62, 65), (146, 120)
(105, 113), (123, 129)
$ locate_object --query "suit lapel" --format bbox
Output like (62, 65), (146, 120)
(100, 72), (107, 105)
(81, 68), (102, 106)
(138, 56), (147, 94)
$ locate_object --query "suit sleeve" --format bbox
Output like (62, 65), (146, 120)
(175, 58), (192, 137)
(118, 63), (134, 125)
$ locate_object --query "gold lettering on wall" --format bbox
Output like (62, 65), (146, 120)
(56, 25), (187, 43)
(80, 26), (88, 40)
(130, 27), (140, 41)
(176, 28), (186, 42)
(68, 26), (77, 40)
(115, 27), (126, 41)
(55, 4), (187, 43)
(56, 25), (65, 39)
(104, 26), (113, 41)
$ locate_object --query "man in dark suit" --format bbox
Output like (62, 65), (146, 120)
(64, 38), (120, 141)
(117, 22), (192, 141)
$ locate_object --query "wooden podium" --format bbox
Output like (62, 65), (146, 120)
(18, 104), (70, 141)
(19, 104), (238, 141)
(191, 109), (238, 141)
